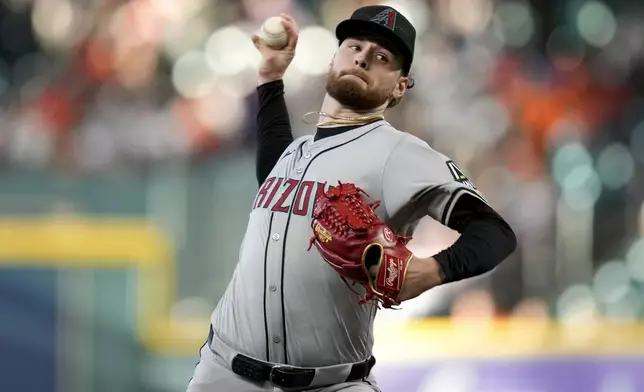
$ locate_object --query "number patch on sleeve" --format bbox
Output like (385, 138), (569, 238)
(446, 161), (476, 190)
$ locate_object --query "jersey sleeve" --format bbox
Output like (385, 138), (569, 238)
(382, 134), (488, 228)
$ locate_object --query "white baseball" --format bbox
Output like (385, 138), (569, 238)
(260, 16), (288, 49)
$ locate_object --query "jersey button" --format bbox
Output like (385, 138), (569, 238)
(272, 233), (280, 241)
(269, 284), (277, 292)
(296, 168), (303, 174)
(273, 336), (281, 344)
(304, 151), (311, 159)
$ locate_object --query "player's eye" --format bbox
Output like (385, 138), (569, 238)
(349, 45), (360, 51)
(375, 53), (388, 63)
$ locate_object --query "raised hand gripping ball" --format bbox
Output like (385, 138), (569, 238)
(259, 16), (288, 49)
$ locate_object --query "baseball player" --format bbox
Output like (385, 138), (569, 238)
(186, 6), (517, 392)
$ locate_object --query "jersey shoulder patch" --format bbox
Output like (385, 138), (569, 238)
(445, 160), (477, 190)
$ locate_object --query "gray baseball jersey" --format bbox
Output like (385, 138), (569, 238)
(210, 120), (486, 367)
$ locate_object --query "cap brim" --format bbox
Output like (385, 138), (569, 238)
(335, 19), (412, 73)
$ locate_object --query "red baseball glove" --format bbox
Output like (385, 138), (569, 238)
(307, 182), (413, 309)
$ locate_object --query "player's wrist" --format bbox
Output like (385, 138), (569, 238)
(422, 256), (445, 289)
(258, 72), (285, 86)
(405, 256), (443, 291)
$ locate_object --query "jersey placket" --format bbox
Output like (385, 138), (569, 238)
(264, 208), (286, 363)
(263, 143), (312, 364)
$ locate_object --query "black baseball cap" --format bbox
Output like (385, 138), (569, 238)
(335, 5), (416, 75)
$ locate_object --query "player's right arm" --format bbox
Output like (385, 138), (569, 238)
(252, 14), (299, 185)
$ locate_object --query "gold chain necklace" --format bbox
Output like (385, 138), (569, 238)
(301, 111), (385, 127)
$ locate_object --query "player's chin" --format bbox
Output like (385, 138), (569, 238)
(327, 81), (380, 109)
(346, 83), (374, 99)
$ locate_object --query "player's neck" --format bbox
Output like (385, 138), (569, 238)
(317, 95), (386, 127)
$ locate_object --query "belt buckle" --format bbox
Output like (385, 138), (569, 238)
(268, 365), (291, 387)
(269, 365), (313, 389)
(269, 365), (293, 388)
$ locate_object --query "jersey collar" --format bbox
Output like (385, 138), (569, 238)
(314, 118), (384, 142)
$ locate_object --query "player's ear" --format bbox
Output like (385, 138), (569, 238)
(388, 75), (410, 108)
(392, 76), (409, 100)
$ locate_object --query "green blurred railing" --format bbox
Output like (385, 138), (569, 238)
(0, 151), (260, 392)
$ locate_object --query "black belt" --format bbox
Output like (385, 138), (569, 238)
(207, 327), (376, 389)
(231, 353), (376, 389)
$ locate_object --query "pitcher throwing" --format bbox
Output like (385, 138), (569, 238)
(186, 5), (517, 392)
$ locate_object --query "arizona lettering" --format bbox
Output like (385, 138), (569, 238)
(253, 176), (328, 217)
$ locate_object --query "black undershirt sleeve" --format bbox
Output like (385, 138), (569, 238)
(256, 80), (295, 186)
(433, 194), (517, 284)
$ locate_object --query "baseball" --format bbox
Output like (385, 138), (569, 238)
(260, 16), (288, 49)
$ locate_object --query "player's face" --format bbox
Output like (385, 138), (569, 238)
(325, 38), (408, 110)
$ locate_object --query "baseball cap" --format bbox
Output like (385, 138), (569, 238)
(335, 5), (416, 75)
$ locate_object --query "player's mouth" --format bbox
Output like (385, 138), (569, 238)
(341, 72), (369, 85)
(342, 70), (369, 84)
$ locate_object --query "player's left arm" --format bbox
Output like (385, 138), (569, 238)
(381, 134), (518, 301)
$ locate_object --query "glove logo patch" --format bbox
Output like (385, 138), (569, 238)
(314, 223), (332, 243)
(384, 255), (403, 290)
(383, 227), (394, 242)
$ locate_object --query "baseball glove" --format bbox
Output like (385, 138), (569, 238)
(307, 181), (413, 309)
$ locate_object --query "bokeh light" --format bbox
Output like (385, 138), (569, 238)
(149, 0), (208, 23)
(32, 0), (86, 52)
(561, 166), (602, 210)
(496, 0), (535, 47)
(172, 51), (217, 99)
(576, 1), (616, 47)
(556, 284), (599, 323)
(552, 142), (602, 210)
(592, 260), (630, 304)
(596, 143), (635, 190)
(291, 26), (338, 75)
(438, 0), (494, 35)
(602, 285), (641, 323)
(546, 26), (586, 69)
(162, 16), (212, 60)
(205, 25), (260, 76)
(552, 142), (594, 185)
(626, 239), (644, 283)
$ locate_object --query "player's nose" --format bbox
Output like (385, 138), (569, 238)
(354, 52), (368, 69)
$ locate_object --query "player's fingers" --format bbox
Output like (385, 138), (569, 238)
(281, 19), (299, 50)
(251, 34), (265, 51)
(280, 14), (299, 40)
(252, 34), (273, 57)
(280, 13), (297, 28)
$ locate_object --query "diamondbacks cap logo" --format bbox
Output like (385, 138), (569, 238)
(370, 8), (397, 31)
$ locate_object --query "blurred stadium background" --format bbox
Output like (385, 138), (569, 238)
(0, 0), (643, 391)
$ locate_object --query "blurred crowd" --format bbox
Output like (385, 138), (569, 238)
(1, 0), (644, 322)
